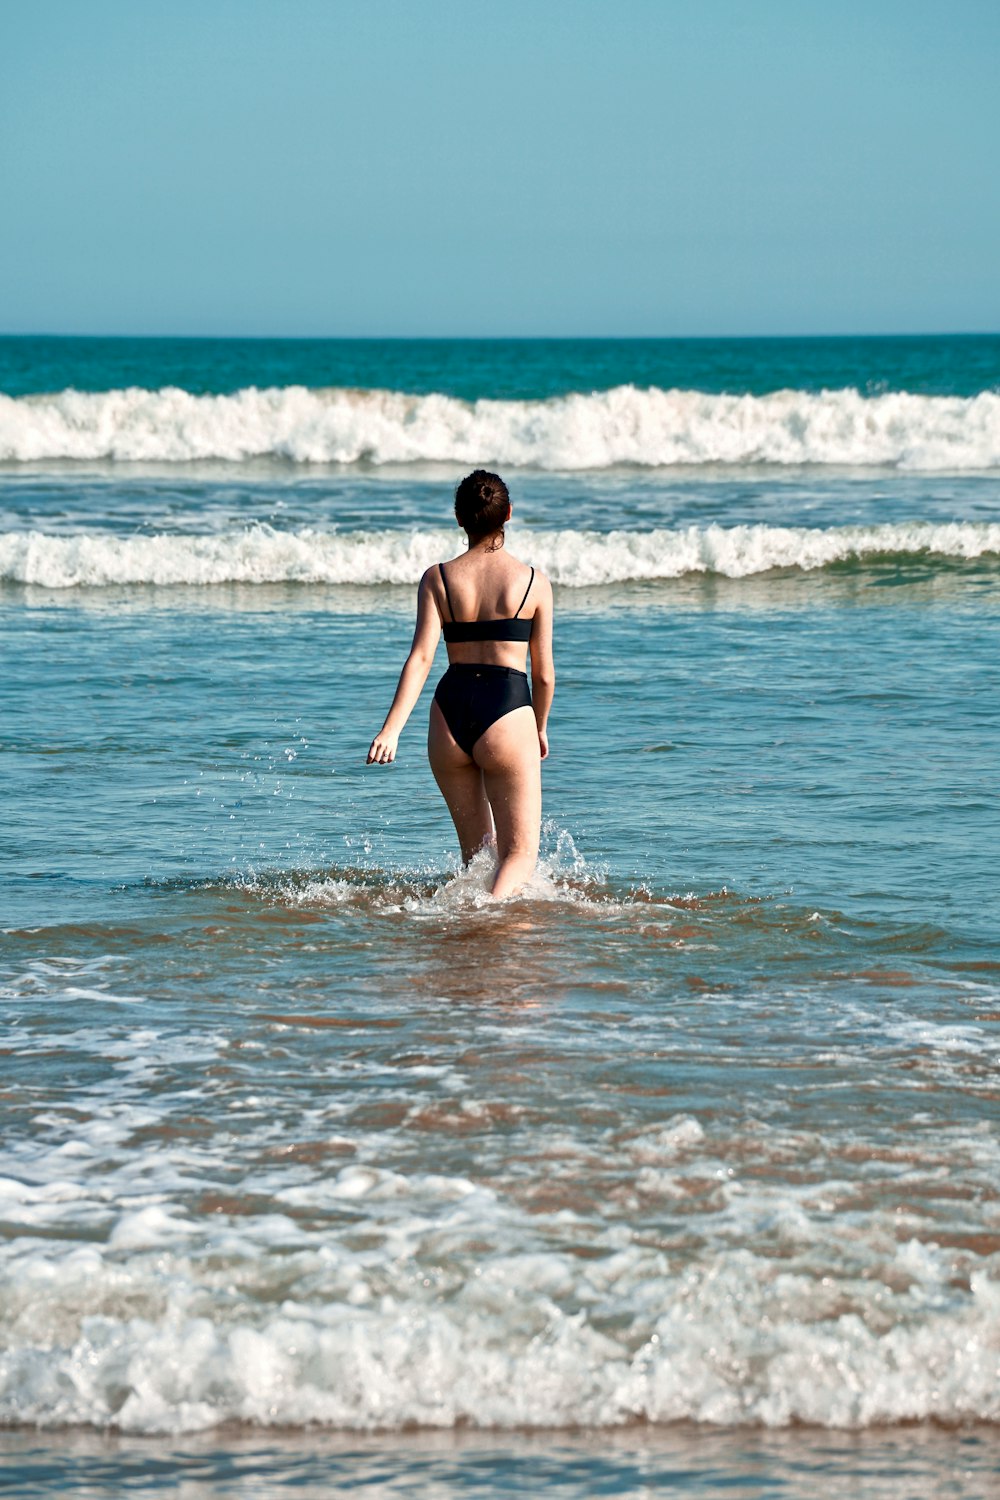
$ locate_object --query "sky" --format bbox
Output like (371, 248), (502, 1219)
(0, 0), (997, 338)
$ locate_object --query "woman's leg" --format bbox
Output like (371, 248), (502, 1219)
(474, 706), (541, 899)
(428, 700), (495, 863)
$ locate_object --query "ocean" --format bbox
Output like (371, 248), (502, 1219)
(1, 335), (998, 1497)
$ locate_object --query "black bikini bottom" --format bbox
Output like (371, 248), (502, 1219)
(433, 664), (532, 757)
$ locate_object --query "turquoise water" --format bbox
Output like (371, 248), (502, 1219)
(1, 337), (999, 1497)
(3, 332), (1000, 399)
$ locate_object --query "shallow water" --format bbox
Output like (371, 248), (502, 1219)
(1, 1427), (997, 1499)
(2, 337), (999, 1494)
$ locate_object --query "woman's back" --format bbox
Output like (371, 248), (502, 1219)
(436, 550), (537, 667)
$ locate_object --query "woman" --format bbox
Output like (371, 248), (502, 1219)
(368, 470), (554, 900)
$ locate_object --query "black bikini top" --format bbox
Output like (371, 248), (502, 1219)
(439, 563), (535, 643)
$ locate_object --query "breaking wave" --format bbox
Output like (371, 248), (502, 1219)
(2, 383), (1000, 469)
(3, 521), (999, 588)
(1, 1187), (996, 1433)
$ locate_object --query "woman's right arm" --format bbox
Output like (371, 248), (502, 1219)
(528, 574), (555, 760)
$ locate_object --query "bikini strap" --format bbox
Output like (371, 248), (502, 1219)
(514, 566), (535, 618)
(439, 562), (456, 622)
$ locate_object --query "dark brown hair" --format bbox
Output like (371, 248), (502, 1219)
(454, 470), (510, 544)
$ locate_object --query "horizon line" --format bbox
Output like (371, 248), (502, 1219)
(2, 329), (999, 343)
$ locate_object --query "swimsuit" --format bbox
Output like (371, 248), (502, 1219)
(433, 563), (535, 755)
(434, 664), (534, 757)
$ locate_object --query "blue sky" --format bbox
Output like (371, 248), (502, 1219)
(1, 0), (997, 337)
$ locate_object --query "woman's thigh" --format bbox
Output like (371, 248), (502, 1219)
(474, 707), (541, 857)
(427, 699), (494, 857)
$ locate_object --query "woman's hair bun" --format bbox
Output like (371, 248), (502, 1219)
(455, 470), (510, 540)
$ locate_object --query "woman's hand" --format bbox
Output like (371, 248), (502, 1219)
(538, 728), (549, 760)
(368, 728), (399, 764)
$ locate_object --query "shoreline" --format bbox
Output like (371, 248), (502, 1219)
(2, 1422), (996, 1497)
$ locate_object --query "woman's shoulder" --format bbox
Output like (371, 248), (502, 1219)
(521, 560), (552, 593)
(504, 551), (548, 581)
(514, 559), (551, 618)
(418, 559), (465, 610)
(421, 552), (466, 578)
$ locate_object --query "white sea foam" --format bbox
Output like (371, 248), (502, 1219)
(3, 520), (999, 589)
(236, 831), (608, 916)
(2, 1004), (997, 1435)
(0, 1234), (996, 1432)
(1, 383), (999, 469)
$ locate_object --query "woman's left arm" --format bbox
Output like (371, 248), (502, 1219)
(367, 570), (442, 764)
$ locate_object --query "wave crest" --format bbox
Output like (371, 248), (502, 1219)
(2, 522), (999, 589)
(2, 383), (1000, 469)
(1, 1237), (996, 1432)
